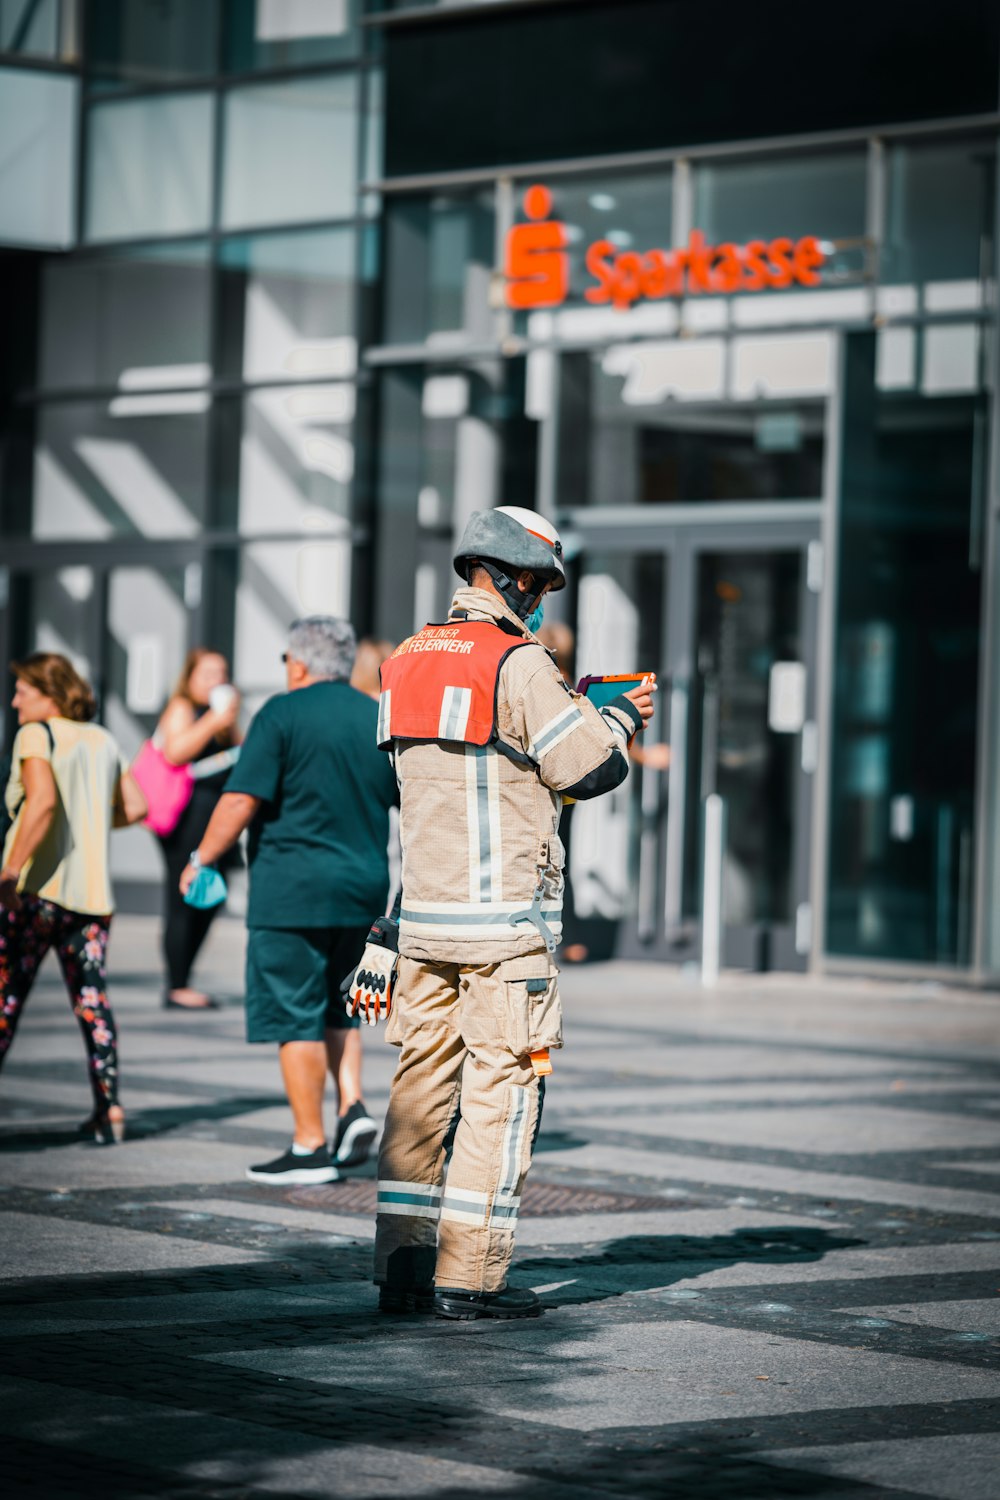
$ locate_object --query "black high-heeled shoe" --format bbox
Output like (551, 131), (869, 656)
(79, 1109), (126, 1145)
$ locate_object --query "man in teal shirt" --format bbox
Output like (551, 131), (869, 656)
(181, 617), (398, 1185)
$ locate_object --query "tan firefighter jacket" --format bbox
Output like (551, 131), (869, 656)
(386, 587), (642, 963)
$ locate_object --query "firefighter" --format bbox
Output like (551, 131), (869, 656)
(349, 506), (654, 1319)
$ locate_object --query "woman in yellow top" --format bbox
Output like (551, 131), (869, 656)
(0, 653), (147, 1143)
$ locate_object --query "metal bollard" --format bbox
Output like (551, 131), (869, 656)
(701, 794), (725, 987)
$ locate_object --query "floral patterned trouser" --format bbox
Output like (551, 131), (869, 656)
(0, 894), (117, 1109)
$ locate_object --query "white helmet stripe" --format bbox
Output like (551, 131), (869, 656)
(494, 506), (564, 573)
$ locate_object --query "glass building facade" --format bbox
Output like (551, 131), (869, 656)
(2, 0), (1000, 982)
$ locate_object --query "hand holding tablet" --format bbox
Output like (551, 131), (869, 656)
(578, 672), (657, 731)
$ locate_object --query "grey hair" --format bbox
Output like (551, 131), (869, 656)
(287, 616), (356, 682)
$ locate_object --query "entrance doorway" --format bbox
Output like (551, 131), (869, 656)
(565, 510), (821, 971)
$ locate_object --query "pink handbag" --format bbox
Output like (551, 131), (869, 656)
(131, 740), (194, 837)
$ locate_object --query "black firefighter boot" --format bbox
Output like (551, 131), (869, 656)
(434, 1284), (542, 1320)
(377, 1245), (437, 1314)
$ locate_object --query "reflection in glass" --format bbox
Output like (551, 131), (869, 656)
(828, 337), (983, 965)
(372, 359), (535, 640)
(202, 550), (239, 671)
(25, 566), (96, 683)
(86, 92), (213, 241)
(86, 0), (218, 87)
(373, 368), (451, 639)
(224, 0), (358, 71)
(643, 405), (823, 503)
(104, 563), (189, 885)
(362, 67), (384, 213)
(694, 152), (867, 246)
(0, 0), (77, 61)
(427, 197), (492, 336)
(214, 385), (356, 537)
(104, 564), (187, 752)
(0, 66), (76, 247)
(217, 228), (356, 382)
(234, 540), (351, 715)
(572, 552), (666, 947)
(31, 399), (209, 539)
(411, 360), (536, 604)
(417, 385), (460, 543)
(560, 350), (825, 506)
(221, 74), (359, 231)
(883, 137), (995, 287)
(682, 551), (802, 928)
(40, 241), (211, 390)
(383, 191), (495, 345)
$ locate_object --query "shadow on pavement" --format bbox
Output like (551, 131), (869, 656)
(4, 1428), (907, 1500)
(518, 1227), (867, 1306)
(0, 1094), (285, 1151)
(532, 1129), (589, 1153)
(1, 1229), (974, 1500)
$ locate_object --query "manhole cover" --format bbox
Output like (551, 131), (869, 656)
(284, 1179), (690, 1217)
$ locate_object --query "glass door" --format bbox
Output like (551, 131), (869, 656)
(567, 516), (820, 970)
(680, 535), (819, 970)
(561, 548), (669, 959)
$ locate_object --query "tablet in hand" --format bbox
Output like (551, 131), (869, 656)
(577, 673), (655, 710)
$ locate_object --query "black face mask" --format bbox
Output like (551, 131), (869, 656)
(470, 560), (547, 621)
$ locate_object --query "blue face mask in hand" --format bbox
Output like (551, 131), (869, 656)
(524, 601), (545, 635)
(184, 867), (228, 910)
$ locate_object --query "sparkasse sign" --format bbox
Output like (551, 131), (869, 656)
(504, 184), (827, 311)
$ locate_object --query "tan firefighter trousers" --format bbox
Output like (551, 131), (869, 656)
(374, 951), (562, 1294)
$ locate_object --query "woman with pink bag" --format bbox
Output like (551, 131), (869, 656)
(151, 650), (242, 1011)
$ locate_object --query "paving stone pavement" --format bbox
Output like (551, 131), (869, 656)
(2, 914), (999, 1498)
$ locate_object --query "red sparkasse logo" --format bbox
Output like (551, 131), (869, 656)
(503, 185), (827, 311)
(504, 184), (569, 309)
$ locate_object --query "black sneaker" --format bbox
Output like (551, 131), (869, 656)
(245, 1146), (339, 1185)
(434, 1284), (542, 1321)
(332, 1101), (378, 1168)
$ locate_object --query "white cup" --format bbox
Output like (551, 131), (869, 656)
(209, 683), (236, 714)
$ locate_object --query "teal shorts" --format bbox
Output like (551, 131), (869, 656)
(245, 924), (369, 1043)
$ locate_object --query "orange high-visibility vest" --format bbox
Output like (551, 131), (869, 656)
(377, 621), (531, 749)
